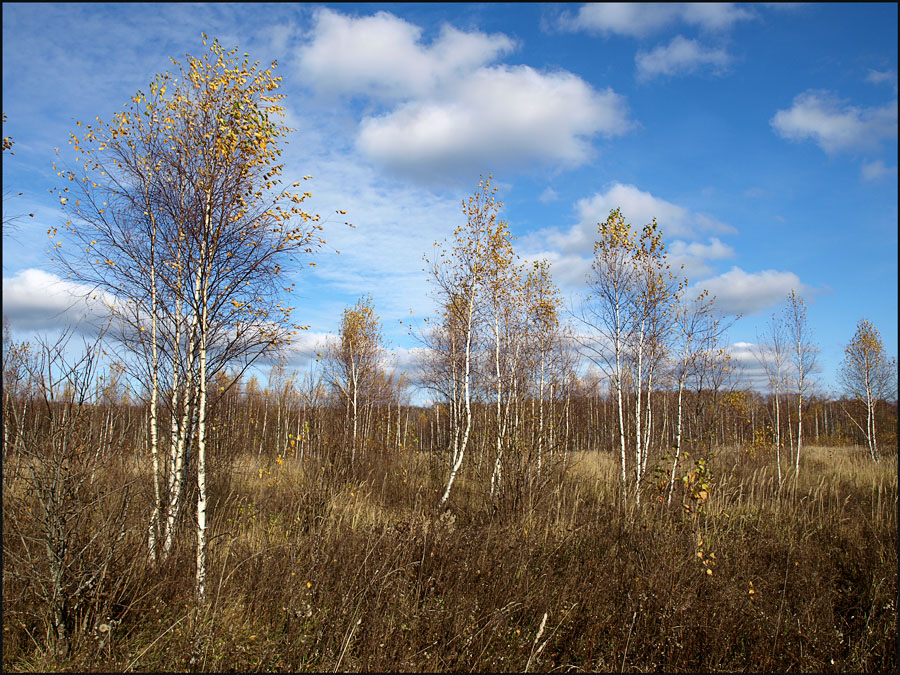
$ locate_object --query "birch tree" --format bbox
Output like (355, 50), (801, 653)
(839, 318), (896, 461)
(482, 219), (519, 497)
(52, 37), (328, 601)
(524, 260), (563, 481)
(784, 290), (817, 479)
(752, 312), (789, 483)
(328, 295), (384, 467)
(577, 209), (680, 507)
(425, 176), (506, 507)
(576, 208), (637, 505)
(666, 291), (724, 505)
(626, 220), (680, 503)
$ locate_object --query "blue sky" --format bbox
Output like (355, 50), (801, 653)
(2, 3), (897, 397)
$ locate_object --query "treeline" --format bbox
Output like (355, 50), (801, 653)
(5, 326), (894, 492)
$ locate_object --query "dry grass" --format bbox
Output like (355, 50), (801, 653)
(4, 443), (897, 672)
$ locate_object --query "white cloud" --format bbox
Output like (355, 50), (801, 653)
(561, 3), (680, 37)
(692, 266), (804, 316)
(521, 250), (593, 291)
(538, 182), (735, 257)
(2, 268), (111, 332)
(861, 159), (898, 182)
(559, 3), (753, 37)
(356, 65), (632, 180)
(865, 68), (898, 92)
(668, 237), (735, 279)
(679, 3), (754, 31)
(771, 90), (898, 154)
(296, 8), (515, 101)
(294, 9), (632, 182)
(636, 35), (731, 80)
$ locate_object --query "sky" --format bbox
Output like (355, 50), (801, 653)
(2, 2), (897, 400)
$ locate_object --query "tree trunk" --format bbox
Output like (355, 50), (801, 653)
(441, 295), (475, 507)
(196, 197), (211, 603)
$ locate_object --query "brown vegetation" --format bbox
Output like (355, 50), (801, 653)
(3, 369), (896, 671)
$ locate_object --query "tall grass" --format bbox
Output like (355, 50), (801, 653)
(3, 443), (896, 671)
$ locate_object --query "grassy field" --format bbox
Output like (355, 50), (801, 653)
(3, 443), (897, 672)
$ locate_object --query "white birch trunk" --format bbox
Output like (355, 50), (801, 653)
(147, 211), (161, 562)
(795, 346), (803, 478)
(614, 329), (628, 505)
(633, 321), (645, 507)
(667, 373), (687, 506)
(537, 353), (545, 478)
(195, 197), (211, 603)
(490, 315), (503, 497)
(440, 294), (475, 507)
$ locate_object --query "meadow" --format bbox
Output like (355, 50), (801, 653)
(3, 438), (896, 672)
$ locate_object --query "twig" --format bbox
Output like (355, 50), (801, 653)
(334, 614), (362, 673)
(526, 603), (579, 673)
(621, 610), (637, 673)
(525, 611), (549, 673)
(124, 611), (192, 673)
(771, 541), (792, 667)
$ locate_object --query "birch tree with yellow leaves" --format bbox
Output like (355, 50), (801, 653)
(577, 209), (683, 507)
(425, 176), (508, 507)
(52, 37), (330, 601)
(840, 318), (896, 461)
(524, 259), (563, 480)
(626, 219), (681, 503)
(482, 217), (520, 497)
(752, 312), (789, 483)
(665, 290), (728, 506)
(576, 208), (636, 505)
(327, 295), (384, 467)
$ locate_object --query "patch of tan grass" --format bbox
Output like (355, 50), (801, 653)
(566, 449), (621, 490)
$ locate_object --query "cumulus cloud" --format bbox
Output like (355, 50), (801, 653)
(520, 250), (593, 291)
(2, 268), (112, 332)
(636, 35), (731, 80)
(519, 184), (740, 296)
(559, 3), (754, 37)
(560, 3), (680, 37)
(678, 3), (755, 31)
(691, 266), (804, 316)
(770, 90), (898, 154)
(667, 237), (735, 280)
(538, 182), (735, 258)
(296, 8), (631, 181)
(356, 66), (631, 179)
(297, 8), (515, 101)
